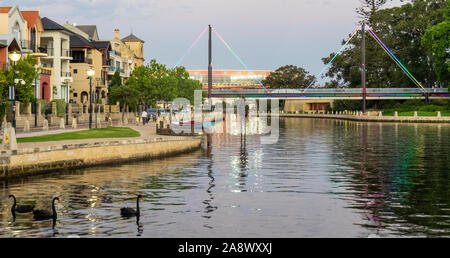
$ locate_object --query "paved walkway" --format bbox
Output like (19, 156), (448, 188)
(8, 122), (176, 150)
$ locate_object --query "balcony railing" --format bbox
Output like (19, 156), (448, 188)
(71, 58), (92, 64)
(109, 50), (121, 56)
(40, 68), (52, 75)
(40, 47), (54, 56)
(61, 71), (71, 77)
(95, 78), (106, 88)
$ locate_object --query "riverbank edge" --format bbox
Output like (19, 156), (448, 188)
(275, 113), (450, 123)
(0, 136), (202, 180)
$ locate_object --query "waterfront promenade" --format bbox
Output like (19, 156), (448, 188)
(0, 122), (202, 180)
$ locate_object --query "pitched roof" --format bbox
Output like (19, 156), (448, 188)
(21, 11), (40, 29)
(0, 7), (12, 13)
(121, 33), (145, 43)
(42, 17), (66, 30)
(76, 25), (98, 40)
(92, 41), (111, 50)
(70, 33), (94, 48)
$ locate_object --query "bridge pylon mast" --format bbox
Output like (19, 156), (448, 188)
(208, 25), (212, 100)
(362, 22), (367, 113)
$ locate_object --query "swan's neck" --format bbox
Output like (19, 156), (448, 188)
(52, 199), (57, 218)
(11, 196), (16, 212)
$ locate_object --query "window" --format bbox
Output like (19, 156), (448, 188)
(73, 93), (78, 97)
(73, 69), (78, 74)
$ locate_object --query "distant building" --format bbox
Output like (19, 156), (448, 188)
(186, 70), (271, 89)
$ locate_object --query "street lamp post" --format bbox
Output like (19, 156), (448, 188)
(8, 52), (21, 131)
(95, 91), (98, 128)
(87, 68), (95, 129)
(34, 64), (38, 128)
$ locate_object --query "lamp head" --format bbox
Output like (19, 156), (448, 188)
(8, 52), (21, 62)
(87, 69), (95, 77)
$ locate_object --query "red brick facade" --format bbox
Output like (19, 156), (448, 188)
(40, 73), (51, 103)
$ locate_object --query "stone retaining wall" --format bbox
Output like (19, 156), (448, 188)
(0, 137), (202, 180)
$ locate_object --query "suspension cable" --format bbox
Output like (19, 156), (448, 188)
(303, 25), (361, 93)
(173, 26), (208, 69)
(367, 28), (425, 91)
(211, 26), (269, 92)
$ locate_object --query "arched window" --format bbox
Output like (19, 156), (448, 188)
(30, 28), (36, 51)
(12, 22), (21, 44)
(81, 91), (89, 103)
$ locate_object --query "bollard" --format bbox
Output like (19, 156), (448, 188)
(43, 119), (49, 131)
(72, 118), (78, 129)
(24, 120), (30, 133)
(2, 123), (17, 150)
(394, 111), (398, 117)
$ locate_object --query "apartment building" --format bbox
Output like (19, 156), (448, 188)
(40, 17), (72, 103)
(109, 29), (145, 83)
(63, 23), (111, 105)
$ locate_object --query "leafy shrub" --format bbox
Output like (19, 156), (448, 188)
(51, 99), (66, 117)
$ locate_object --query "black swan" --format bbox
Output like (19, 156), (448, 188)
(33, 197), (60, 221)
(121, 195), (143, 218)
(9, 195), (34, 213)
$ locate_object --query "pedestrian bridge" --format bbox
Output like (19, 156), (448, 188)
(208, 88), (450, 100)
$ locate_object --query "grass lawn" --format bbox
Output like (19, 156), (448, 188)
(383, 110), (450, 117)
(2, 127), (141, 143)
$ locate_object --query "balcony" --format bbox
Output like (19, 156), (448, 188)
(95, 78), (106, 88)
(61, 71), (71, 77)
(41, 68), (52, 75)
(40, 47), (54, 56)
(109, 50), (121, 56)
(71, 58), (93, 64)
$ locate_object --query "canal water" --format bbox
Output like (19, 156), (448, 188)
(0, 118), (449, 237)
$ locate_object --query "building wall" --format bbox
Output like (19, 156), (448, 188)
(70, 48), (106, 104)
(124, 41), (144, 66)
(40, 73), (51, 103)
(40, 30), (72, 102)
(0, 13), (8, 34)
(8, 7), (26, 44)
(284, 100), (334, 112)
(0, 47), (6, 66)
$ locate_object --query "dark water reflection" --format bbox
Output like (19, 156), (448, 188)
(0, 118), (449, 237)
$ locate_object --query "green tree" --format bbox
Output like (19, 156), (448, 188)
(172, 66), (202, 104)
(421, 1), (450, 87)
(108, 71), (122, 104)
(0, 55), (38, 104)
(262, 65), (314, 89)
(323, 0), (447, 89)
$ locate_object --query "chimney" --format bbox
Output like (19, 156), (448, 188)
(114, 29), (119, 40)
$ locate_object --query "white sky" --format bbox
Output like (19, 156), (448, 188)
(3, 0), (405, 75)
